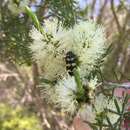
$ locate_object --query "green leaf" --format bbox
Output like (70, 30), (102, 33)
(25, 6), (44, 34)
(40, 77), (56, 85)
(114, 98), (121, 113)
(122, 94), (129, 112)
(106, 116), (114, 129)
(73, 69), (84, 95)
(107, 109), (121, 115)
(47, 0), (77, 28)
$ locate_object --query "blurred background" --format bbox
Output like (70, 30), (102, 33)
(0, 0), (130, 130)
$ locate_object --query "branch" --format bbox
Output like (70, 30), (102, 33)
(90, 0), (96, 18)
(36, 0), (49, 21)
(31, 62), (51, 130)
(97, 0), (108, 23)
(111, 0), (122, 33)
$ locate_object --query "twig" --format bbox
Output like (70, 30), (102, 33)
(103, 81), (130, 89)
(31, 62), (51, 130)
(90, 0), (96, 18)
(36, 0), (49, 21)
(97, 0), (108, 23)
(111, 0), (122, 33)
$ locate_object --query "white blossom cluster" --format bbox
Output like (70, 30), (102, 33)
(54, 76), (78, 115)
(30, 19), (108, 115)
(79, 94), (122, 125)
(30, 19), (107, 80)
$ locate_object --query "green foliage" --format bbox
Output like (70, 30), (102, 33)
(0, 103), (42, 130)
(0, 1), (32, 65)
(89, 94), (130, 129)
(25, 6), (44, 34)
(47, 0), (77, 28)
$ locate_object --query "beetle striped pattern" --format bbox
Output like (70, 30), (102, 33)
(65, 51), (78, 76)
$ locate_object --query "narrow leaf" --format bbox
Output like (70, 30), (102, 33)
(122, 94), (129, 112)
(114, 98), (121, 113)
(40, 78), (55, 85)
(25, 6), (44, 34)
(106, 116), (113, 129)
(73, 69), (84, 95)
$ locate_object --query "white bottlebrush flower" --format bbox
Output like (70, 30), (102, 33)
(57, 20), (107, 79)
(30, 19), (107, 82)
(54, 75), (78, 115)
(78, 94), (122, 126)
(94, 94), (122, 124)
(43, 19), (67, 42)
(30, 26), (67, 80)
(88, 77), (98, 90)
(69, 21), (106, 78)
